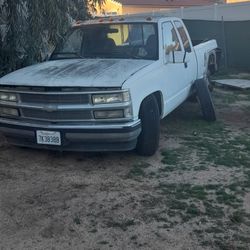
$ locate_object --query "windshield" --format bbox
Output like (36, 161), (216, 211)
(51, 23), (158, 60)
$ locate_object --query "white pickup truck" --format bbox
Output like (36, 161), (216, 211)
(0, 16), (219, 155)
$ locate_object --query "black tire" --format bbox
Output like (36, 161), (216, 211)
(205, 68), (214, 92)
(195, 78), (216, 122)
(187, 92), (198, 103)
(136, 95), (160, 156)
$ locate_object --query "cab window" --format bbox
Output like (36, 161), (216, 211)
(174, 21), (191, 53)
(162, 22), (181, 53)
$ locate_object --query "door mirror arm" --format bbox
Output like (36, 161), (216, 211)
(183, 50), (187, 63)
(183, 50), (188, 68)
(165, 44), (176, 64)
(172, 50), (175, 63)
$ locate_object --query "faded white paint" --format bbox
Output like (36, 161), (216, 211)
(0, 59), (152, 87)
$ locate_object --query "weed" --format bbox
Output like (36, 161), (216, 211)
(157, 183), (208, 201)
(233, 234), (250, 244)
(98, 241), (109, 245)
(106, 219), (135, 231)
(181, 127), (250, 168)
(216, 189), (241, 206)
(205, 184), (221, 190)
(73, 216), (81, 225)
(212, 69), (250, 81)
(186, 203), (201, 217)
(219, 92), (241, 104)
(214, 240), (233, 250)
(168, 200), (188, 210)
(205, 226), (224, 234)
(161, 150), (180, 165)
(140, 195), (162, 209)
(130, 235), (137, 240)
(89, 228), (97, 233)
(243, 171), (250, 188)
(126, 162), (150, 179)
(72, 183), (88, 189)
(201, 240), (211, 247)
(194, 164), (208, 171)
(229, 211), (244, 224)
(203, 201), (224, 218)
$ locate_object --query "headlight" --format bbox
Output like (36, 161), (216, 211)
(0, 107), (19, 117)
(0, 92), (17, 102)
(92, 91), (130, 105)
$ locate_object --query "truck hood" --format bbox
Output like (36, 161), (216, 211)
(0, 59), (153, 87)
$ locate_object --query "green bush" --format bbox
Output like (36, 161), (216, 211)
(0, 0), (100, 77)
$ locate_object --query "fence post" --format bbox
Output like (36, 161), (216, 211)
(214, 3), (218, 21)
(180, 6), (184, 19)
(221, 16), (228, 70)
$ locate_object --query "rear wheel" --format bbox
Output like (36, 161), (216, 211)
(195, 78), (216, 122)
(205, 68), (214, 92)
(136, 95), (160, 156)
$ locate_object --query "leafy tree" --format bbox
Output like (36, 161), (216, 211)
(0, 0), (101, 77)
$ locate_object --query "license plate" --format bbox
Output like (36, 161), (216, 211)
(36, 130), (61, 146)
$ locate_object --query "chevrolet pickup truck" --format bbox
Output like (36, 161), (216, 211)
(0, 16), (219, 156)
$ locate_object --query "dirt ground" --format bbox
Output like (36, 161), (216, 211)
(0, 87), (250, 250)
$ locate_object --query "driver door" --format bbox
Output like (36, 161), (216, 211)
(161, 21), (189, 113)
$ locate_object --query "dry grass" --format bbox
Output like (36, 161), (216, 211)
(0, 87), (250, 250)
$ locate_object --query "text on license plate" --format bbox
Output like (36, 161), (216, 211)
(36, 130), (61, 146)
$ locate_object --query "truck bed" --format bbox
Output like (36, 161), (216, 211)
(193, 39), (218, 79)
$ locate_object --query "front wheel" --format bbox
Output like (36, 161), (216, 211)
(136, 95), (160, 156)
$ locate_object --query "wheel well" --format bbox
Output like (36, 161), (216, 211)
(208, 53), (217, 75)
(139, 91), (163, 117)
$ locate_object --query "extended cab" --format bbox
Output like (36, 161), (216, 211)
(0, 16), (219, 155)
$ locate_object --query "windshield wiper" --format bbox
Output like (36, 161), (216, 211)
(52, 52), (85, 59)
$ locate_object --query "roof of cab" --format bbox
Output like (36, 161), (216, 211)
(72, 14), (180, 27)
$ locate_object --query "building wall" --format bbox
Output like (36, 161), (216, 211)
(226, 0), (250, 3)
(122, 5), (172, 15)
(95, 0), (122, 16)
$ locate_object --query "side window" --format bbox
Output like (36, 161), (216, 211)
(162, 22), (181, 53)
(174, 21), (191, 53)
(143, 24), (155, 44)
(129, 24), (143, 45)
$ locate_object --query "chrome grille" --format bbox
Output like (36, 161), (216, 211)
(20, 93), (89, 104)
(0, 86), (131, 123)
(21, 108), (92, 121)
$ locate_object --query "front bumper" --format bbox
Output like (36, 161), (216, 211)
(0, 119), (141, 151)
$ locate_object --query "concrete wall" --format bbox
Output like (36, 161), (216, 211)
(157, 2), (250, 21)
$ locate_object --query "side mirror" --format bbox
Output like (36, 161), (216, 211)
(165, 44), (176, 64)
(165, 44), (175, 56)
